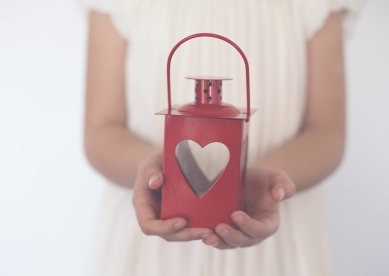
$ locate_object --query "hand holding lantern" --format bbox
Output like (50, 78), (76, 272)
(202, 167), (295, 249)
(132, 33), (295, 246)
(132, 151), (214, 241)
(132, 154), (296, 246)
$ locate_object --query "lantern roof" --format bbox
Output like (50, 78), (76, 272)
(157, 76), (256, 120)
(156, 105), (256, 120)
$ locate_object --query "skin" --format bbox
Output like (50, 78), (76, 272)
(84, 11), (345, 249)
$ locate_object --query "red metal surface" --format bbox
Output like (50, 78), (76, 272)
(160, 115), (248, 229)
(158, 33), (256, 229)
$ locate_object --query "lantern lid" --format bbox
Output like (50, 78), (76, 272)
(156, 76), (256, 120)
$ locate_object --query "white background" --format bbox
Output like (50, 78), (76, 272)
(0, 0), (388, 275)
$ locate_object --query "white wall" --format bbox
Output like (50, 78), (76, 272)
(325, 1), (389, 275)
(0, 0), (388, 275)
(0, 1), (104, 275)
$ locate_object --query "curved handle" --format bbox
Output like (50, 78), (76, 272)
(166, 33), (251, 119)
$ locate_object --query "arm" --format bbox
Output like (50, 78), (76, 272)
(84, 11), (156, 188)
(85, 11), (213, 241)
(260, 12), (346, 192)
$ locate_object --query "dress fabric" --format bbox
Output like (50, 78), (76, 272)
(80, 0), (364, 275)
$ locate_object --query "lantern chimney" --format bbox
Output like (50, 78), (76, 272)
(177, 76), (241, 117)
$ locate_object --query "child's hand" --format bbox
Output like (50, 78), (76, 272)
(132, 152), (213, 241)
(202, 167), (295, 249)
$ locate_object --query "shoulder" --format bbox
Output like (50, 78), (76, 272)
(79, 0), (134, 40)
(296, 0), (366, 40)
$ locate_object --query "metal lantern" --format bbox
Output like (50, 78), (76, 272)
(156, 33), (256, 229)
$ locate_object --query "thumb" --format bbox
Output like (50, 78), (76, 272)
(141, 159), (164, 190)
(269, 169), (296, 202)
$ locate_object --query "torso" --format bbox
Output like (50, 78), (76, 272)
(89, 1), (331, 275)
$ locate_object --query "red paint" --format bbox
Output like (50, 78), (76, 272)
(157, 33), (256, 229)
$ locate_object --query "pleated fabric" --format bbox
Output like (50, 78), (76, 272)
(80, 0), (364, 275)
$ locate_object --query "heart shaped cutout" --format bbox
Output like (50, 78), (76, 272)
(175, 140), (230, 197)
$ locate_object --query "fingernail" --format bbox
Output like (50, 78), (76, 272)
(201, 234), (208, 239)
(218, 228), (229, 238)
(232, 214), (244, 225)
(278, 188), (285, 201)
(174, 220), (186, 230)
(212, 241), (219, 247)
(148, 175), (159, 188)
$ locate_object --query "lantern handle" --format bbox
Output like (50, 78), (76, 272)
(167, 33), (251, 120)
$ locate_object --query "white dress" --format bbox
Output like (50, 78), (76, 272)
(80, 0), (364, 275)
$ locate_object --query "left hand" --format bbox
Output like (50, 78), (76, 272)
(132, 151), (214, 241)
(202, 167), (295, 249)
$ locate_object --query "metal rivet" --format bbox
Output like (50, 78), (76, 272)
(203, 89), (208, 93)
(207, 96), (212, 100)
(218, 89), (221, 93)
(208, 81), (212, 86)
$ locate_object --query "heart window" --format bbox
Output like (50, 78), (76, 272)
(175, 140), (230, 197)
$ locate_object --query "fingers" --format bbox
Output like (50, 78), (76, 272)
(139, 217), (187, 236)
(269, 169), (296, 201)
(138, 215), (213, 242)
(217, 212), (277, 247)
(141, 219), (212, 242)
(231, 211), (279, 239)
(165, 227), (214, 242)
(204, 223), (264, 249)
(132, 153), (164, 227)
(215, 224), (254, 248)
(202, 233), (235, 249)
(203, 211), (279, 249)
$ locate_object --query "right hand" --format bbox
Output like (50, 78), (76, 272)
(132, 151), (214, 241)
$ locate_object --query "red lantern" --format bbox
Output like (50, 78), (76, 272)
(156, 33), (256, 229)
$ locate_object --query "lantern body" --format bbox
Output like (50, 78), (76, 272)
(160, 114), (249, 229)
(157, 33), (255, 229)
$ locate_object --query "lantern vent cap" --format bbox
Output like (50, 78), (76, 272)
(175, 76), (240, 117)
